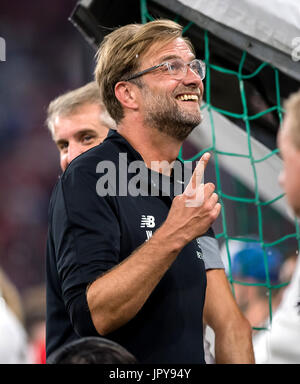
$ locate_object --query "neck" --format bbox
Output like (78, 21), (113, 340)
(117, 115), (182, 175)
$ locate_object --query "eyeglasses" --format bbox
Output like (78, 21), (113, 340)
(123, 58), (206, 82)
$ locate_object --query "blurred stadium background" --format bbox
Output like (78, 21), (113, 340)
(0, 0), (299, 362)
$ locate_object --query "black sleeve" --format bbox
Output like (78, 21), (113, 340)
(51, 162), (121, 335)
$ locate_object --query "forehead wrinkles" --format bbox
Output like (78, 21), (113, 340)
(140, 38), (194, 67)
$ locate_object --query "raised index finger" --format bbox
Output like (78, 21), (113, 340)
(184, 152), (211, 197)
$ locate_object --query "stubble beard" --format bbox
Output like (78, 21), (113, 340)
(142, 86), (203, 142)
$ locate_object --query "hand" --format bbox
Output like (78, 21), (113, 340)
(164, 153), (221, 246)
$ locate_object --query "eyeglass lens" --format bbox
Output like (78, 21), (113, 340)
(168, 59), (205, 79)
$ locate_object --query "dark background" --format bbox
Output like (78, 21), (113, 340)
(0, 0), (94, 292)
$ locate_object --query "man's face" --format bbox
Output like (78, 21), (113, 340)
(136, 38), (204, 141)
(278, 116), (300, 217)
(52, 103), (109, 171)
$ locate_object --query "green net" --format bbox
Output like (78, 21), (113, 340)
(140, 0), (300, 331)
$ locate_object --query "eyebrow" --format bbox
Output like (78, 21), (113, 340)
(73, 128), (98, 139)
(55, 129), (98, 146)
(158, 54), (196, 63)
(55, 138), (67, 147)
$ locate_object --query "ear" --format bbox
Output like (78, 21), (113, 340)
(114, 81), (139, 111)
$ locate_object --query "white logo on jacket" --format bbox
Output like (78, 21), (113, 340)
(141, 215), (155, 242)
(140, 215), (155, 228)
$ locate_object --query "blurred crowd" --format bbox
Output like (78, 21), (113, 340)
(0, 0), (93, 363)
(0, 1), (95, 292)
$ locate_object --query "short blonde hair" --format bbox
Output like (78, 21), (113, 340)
(94, 19), (194, 123)
(283, 89), (300, 150)
(46, 81), (116, 137)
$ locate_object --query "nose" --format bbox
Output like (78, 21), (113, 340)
(182, 66), (203, 92)
(60, 144), (83, 172)
(67, 143), (84, 165)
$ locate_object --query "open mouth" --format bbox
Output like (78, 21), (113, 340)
(176, 94), (199, 102)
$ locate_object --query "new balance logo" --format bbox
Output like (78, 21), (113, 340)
(140, 215), (155, 228)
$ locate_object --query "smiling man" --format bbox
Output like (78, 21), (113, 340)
(46, 20), (254, 363)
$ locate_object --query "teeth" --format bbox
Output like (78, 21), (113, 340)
(177, 94), (198, 101)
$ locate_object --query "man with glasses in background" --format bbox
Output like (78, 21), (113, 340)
(46, 20), (254, 363)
